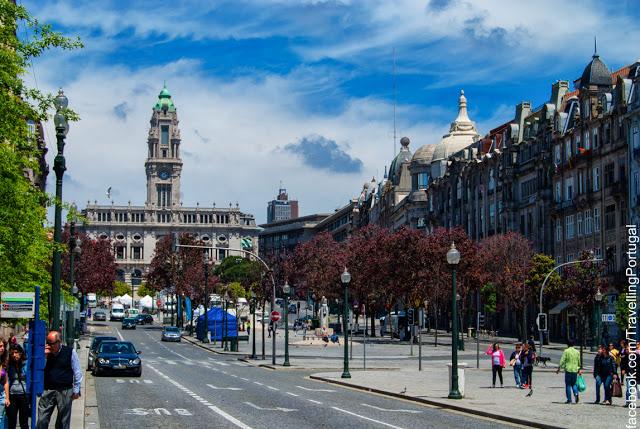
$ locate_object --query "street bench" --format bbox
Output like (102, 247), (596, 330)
(221, 335), (249, 342)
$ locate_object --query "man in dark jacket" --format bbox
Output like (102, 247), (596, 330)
(36, 331), (83, 429)
(593, 344), (615, 405)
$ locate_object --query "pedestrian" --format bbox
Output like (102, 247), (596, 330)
(36, 331), (83, 429)
(556, 339), (582, 404)
(267, 322), (272, 338)
(486, 343), (506, 388)
(509, 343), (524, 388)
(7, 344), (29, 429)
(593, 344), (615, 405)
(521, 342), (536, 390)
(527, 336), (536, 353)
(9, 334), (17, 347)
(0, 338), (11, 429)
(321, 326), (329, 347)
(246, 320), (251, 338)
(609, 343), (621, 374)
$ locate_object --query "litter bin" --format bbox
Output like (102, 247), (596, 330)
(230, 338), (238, 352)
(447, 362), (467, 397)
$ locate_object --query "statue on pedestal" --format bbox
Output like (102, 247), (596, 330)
(320, 296), (329, 329)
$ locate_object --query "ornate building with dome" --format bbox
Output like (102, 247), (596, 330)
(81, 85), (259, 299)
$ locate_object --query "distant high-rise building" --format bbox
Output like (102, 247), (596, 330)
(267, 187), (299, 223)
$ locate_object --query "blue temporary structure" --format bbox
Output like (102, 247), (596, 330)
(196, 307), (237, 341)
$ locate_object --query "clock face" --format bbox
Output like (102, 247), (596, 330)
(159, 170), (170, 180)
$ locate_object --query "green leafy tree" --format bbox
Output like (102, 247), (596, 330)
(0, 2), (81, 318)
(113, 281), (131, 297)
(616, 293), (628, 337)
(136, 283), (156, 298)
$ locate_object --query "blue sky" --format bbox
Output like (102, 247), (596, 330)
(27, 0), (640, 224)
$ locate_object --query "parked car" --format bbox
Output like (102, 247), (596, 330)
(92, 341), (141, 377)
(135, 314), (153, 325)
(121, 317), (137, 330)
(110, 304), (125, 321)
(161, 326), (181, 342)
(93, 310), (107, 321)
(86, 336), (117, 370)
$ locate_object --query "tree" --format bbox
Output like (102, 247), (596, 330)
(292, 232), (345, 301)
(0, 2), (81, 318)
(136, 283), (156, 298)
(480, 232), (533, 341)
(113, 281), (130, 297)
(616, 293), (628, 338)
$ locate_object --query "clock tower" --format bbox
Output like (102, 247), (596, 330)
(145, 84), (183, 208)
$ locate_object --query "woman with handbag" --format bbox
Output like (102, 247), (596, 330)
(486, 343), (506, 388)
(594, 344), (616, 405)
(6, 344), (29, 429)
(509, 343), (524, 388)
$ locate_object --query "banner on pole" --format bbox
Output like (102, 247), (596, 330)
(1, 292), (35, 318)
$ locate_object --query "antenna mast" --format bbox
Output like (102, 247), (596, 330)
(393, 48), (397, 156)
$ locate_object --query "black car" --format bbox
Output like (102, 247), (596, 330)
(135, 314), (153, 325)
(121, 317), (137, 330)
(93, 310), (107, 321)
(86, 336), (117, 370)
(161, 326), (181, 342)
(92, 341), (141, 377)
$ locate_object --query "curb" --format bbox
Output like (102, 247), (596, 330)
(181, 335), (248, 357)
(309, 375), (563, 429)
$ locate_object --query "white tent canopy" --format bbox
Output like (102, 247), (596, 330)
(139, 295), (153, 308)
(113, 296), (122, 304)
(120, 294), (132, 306)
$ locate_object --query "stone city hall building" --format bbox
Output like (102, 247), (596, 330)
(356, 52), (639, 341)
(81, 86), (259, 299)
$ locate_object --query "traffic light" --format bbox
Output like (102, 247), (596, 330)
(407, 308), (414, 325)
(537, 313), (548, 332)
(171, 232), (179, 253)
(477, 312), (485, 328)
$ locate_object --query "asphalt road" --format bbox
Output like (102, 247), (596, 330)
(91, 321), (520, 429)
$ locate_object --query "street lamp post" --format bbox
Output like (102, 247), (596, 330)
(341, 268), (351, 379)
(51, 89), (69, 331)
(283, 281), (292, 367)
(203, 255), (211, 343)
(250, 290), (257, 359)
(223, 291), (230, 351)
(447, 242), (462, 399)
(595, 289), (603, 348)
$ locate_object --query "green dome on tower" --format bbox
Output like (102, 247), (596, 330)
(153, 82), (176, 112)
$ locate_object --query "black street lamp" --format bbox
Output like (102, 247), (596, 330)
(203, 255), (212, 343)
(250, 290), (257, 359)
(223, 290), (230, 351)
(447, 242), (462, 399)
(69, 204), (82, 310)
(283, 281), (292, 367)
(341, 267), (351, 379)
(51, 89), (69, 331)
(595, 289), (603, 349)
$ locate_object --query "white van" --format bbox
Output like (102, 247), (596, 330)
(125, 308), (140, 318)
(110, 303), (125, 321)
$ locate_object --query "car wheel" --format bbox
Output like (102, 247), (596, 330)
(134, 368), (142, 377)
(92, 367), (99, 377)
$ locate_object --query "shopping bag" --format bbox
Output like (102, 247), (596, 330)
(576, 374), (586, 392)
(612, 378), (623, 397)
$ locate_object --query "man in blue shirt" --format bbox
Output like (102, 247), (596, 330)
(36, 331), (83, 429)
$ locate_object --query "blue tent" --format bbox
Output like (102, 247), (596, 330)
(196, 307), (237, 341)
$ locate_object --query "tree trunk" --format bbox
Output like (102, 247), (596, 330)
(579, 314), (585, 367)
(522, 302), (528, 343)
(434, 304), (439, 347)
(370, 311), (376, 337)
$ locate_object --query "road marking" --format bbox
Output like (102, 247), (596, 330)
(183, 360), (194, 365)
(332, 407), (404, 429)
(143, 380), (153, 384)
(266, 385), (279, 391)
(286, 392), (299, 397)
(115, 329), (124, 340)
(123, 408), (191, 416)
(240, 378), (249, 382)
(361, 404), (422, 413)
(147, 364), (252, 429)
(116, 379), (153, 384)
(232, 362), (246, 366)
(207, 384), (243, 391)
(165, 360), (177, 365)
(253, 382), (263, 386)
(296, 386), (335, 392)
(243, 402), (297, 412)
(307, 399), (323, 405)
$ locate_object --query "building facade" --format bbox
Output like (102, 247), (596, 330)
(258, 214), (330, 259)
(267, 187), (299, 224)
(81, 86), (259, 300)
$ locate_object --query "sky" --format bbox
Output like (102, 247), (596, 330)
(25, 0), (640, 225)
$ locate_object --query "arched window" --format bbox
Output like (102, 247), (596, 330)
(488, 169), (496, 191)
(116, 270), (125, 282)
(417, 173), (429, 190)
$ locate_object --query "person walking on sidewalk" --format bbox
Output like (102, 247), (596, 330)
(609, 343), (621, 375)
(0, 338), (11, 429)
(593, 344), (616, 405)
(521, 342), (536, 390)
(486, 343), (506, 388)
(509, 343), (524, 388)
(7, 344), (29, 429)
(556, 340), (582, 404)
(246, 320), (251, 338)
(36, 331), (83, 429)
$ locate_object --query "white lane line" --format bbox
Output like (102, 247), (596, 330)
(296, 385), (335, 392)
(286, 392), (299, 397)
(332, 407), (404, 429)
(232, 362), (246, 366)
(143, 380), (153, 384)
(360, 403), (422, 414)
(165, 360), (177, 365)
(115, 329), (124, 340)
(240, 378), (249, 382)
(266, 385), (279, 391)
(146, 364), (252, 429)
(307, 399), (323, 405)
(243, 402), (297, 412)
(207, 384), (243, 391)
(253, 381), (264, 386)
(230, 374), (238, 378)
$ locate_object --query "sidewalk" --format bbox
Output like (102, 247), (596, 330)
(311, 362), (628, 429)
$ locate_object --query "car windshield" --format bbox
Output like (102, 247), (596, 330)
(95, 311), (105, 315)
(123, 318), (136, 323)
(92, 337), (117, 350)
(164, 327), (180, 333)
(98, 342), (135, 354)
